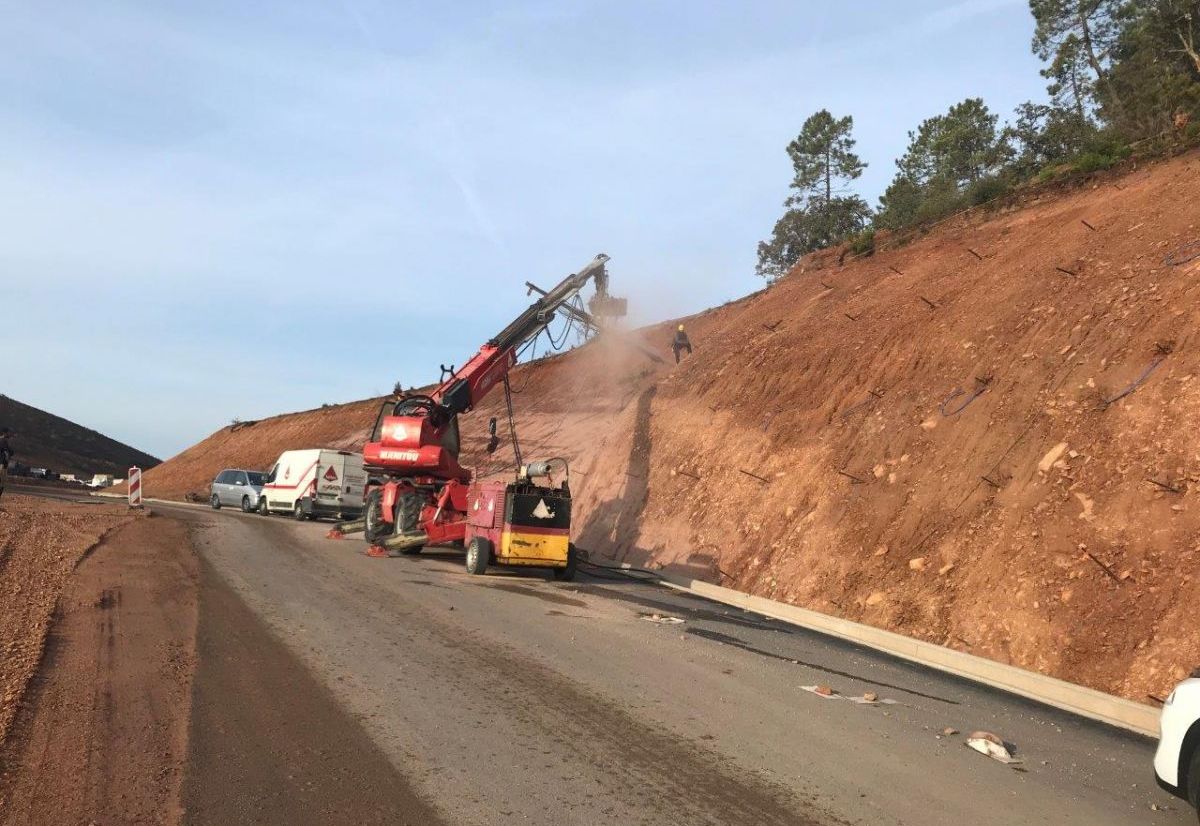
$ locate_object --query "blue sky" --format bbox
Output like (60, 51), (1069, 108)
(1, 0), (1046, 459)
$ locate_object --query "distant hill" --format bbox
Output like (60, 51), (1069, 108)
(0, 395), (160, 477)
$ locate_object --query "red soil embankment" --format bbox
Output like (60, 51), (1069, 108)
(141, 150), (1200, 701)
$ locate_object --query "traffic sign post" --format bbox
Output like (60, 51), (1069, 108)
(128, 466), (143, 508)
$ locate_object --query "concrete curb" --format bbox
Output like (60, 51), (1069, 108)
(93, 492), (209, 510)
(143, 497), (209, 510)
(629, 566), (1159, 738)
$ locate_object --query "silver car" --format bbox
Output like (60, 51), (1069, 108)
(209, 468), (266, 512)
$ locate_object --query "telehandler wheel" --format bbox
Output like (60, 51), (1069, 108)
(240, 495), (253, 513)
(363, 490), (390, 543)
(397, 492), (425, 555)
(552, 543), (579, 582)
(465, 537), (491, 576)
(210, 494), (221, 510)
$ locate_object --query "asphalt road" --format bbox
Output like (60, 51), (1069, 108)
(139, 500), (1189, 824)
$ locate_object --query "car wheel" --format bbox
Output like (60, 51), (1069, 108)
(293, 501), (305, 521)
(1187, 745), (1200, 815)
(465, 537), (491, 575)
(552, 543), (579, 582)
(210, 494), (221, 510)
(240, 495), (253, 513)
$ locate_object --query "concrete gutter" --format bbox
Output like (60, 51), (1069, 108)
(628, 566), (1160, 738)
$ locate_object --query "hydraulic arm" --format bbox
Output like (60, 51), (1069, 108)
(363, 253), (613, 491)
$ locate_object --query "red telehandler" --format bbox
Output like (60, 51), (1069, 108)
(358, 253), (622, 577)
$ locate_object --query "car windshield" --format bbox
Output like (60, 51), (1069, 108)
(246, 472), (266, 486)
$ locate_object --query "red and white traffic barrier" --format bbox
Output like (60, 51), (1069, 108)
(128, 466), (143, 508)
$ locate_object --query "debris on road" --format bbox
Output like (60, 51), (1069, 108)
(801, 684), (840, 699)
(846, 691), (897, 705)
(966, 731), (1022, 765)
(641, 613), (684, 625)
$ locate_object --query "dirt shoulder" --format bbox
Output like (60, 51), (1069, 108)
(0, 513), (198, 825)
(0, 494), (139, 751)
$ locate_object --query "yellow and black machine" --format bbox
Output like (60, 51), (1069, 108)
(462, 458), (577, 579)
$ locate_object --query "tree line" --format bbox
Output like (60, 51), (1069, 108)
(756, 0), (1200, 279)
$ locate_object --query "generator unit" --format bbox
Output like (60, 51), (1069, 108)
(462, 458), (577, 579)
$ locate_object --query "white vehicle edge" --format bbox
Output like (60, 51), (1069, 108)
(1154, 672), (1200, 818)
(260, 449), (366, 521)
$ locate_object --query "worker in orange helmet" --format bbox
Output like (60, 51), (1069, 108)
(671, 324), (693, 364)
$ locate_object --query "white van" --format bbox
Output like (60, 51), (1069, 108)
(260, 449), (366, 521)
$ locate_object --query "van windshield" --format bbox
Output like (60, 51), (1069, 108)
(247, 472), (266, 486)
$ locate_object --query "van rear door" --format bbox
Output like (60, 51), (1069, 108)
(341, 454), (366, 509)
(315, 451), (347, 506)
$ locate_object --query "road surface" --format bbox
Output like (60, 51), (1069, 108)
(71, 495), (1194, 824)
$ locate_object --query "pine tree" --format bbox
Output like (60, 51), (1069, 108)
(1030, 0), (1128, 116)
(756, 111), (871, 279)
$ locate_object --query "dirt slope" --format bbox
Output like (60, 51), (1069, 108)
(135, 398), (381, 500)
(0, 394), (160, 477)
(143, 150), (1200, 701)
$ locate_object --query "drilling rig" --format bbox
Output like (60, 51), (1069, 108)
(358, 253), (625, 577)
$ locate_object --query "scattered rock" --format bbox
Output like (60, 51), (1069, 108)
(938, 563), (956, 576)
(815, 685), (834, 696)
(909, 557), (928, 571)
(642, 613), (685, 625)
(865, 591), (886, 606)
(966, 731), (1021, 764)
(943, 727), (959, 736)
(1038, 442), (1069, 473)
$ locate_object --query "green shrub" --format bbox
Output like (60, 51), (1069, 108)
(912, 180), (966, 226)
(847, 228), (876, 256)
(1071, 151), (1121, 173)
(1037, 165), (1064, 183)
(966, 174), (1011, 206)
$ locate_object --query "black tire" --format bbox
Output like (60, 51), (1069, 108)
(241, 495), (253, 513)
(552, 543), (579, 582)
(465, 537), (491, 575)
(210, 493), (221, 510)
(363, 489), (389, 543)
(259, 497), (270, 516)
(293, 500), (306, 521)
(396, 492), (425, 555)
(1187, 744), (1200, 816)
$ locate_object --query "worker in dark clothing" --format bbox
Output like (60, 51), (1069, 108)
(0, 427), (12, 501)
(671, 324), (693, 364)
